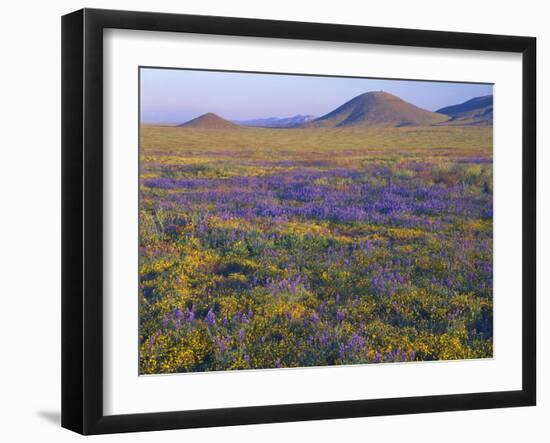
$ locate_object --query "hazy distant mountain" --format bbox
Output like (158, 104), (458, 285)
(306, 91), (449, 128)
(178, 112), (239, 129)
(436, 95), (493, 126)
(235, 115), (316, 128)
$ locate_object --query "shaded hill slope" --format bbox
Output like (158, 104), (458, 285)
(436, 95), (493, 126)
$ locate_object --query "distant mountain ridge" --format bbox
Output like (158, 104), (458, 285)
(235, 115), (316, 128)
(176, 92), (493, 129)
(305, 91), (449, 128)
(436, 95), (493, 126)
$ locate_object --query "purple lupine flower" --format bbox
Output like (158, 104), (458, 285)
(186, 306), (195, 323)
(162, 313), (171, 328)
(239, 328), (245, 343)
(336, 309), (345, 322)
(318, 303), (325, 317)
(223, 317), (229, 326)
(244, 355), (251, 365)
(310, 312), (320, 325)
(339, 343), (346, 359)
(173, 307), (184, 320)
(205, 309), (216, 327)
(274, 359), (281, 368)
(374, 352), (381, 363)
(351, 333), (359, 350)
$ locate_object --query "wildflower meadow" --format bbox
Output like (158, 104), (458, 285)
(138, 123), (493, 374)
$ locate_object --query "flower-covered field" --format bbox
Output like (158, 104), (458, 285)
(139, 126), (493, 374)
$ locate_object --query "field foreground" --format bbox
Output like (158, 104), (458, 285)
(139, 125), (493, 374)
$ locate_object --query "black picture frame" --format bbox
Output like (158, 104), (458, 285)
(62, 8), (536, 435)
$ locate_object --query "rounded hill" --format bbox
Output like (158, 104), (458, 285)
(178, 112), (239, 129)
(309, 91), (449, 128)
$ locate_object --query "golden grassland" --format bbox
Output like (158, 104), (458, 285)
(140, 125), (492, 160)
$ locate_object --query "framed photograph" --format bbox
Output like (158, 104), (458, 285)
(61, 8), (536, 435)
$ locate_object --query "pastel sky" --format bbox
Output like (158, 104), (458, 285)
(140, 67), (493, 125)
